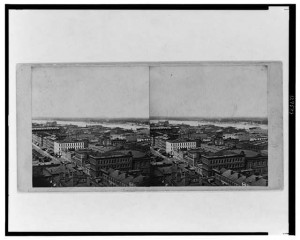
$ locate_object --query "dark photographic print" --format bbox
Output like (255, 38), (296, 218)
(30, 63), (271, 188)
(31, 66), (151, 187)
(150, 65), (268, 187)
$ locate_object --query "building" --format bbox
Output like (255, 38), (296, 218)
(110, 134), (126, 140)
(111, 138), (126, 146)
(151, 163), (201, 186)
(166, 140), (197, 155)
(100, 168), (144, 187)
(61, 149), (75, 161)
(236, 140), (268, 151)
(137, 135), (151, 143)
(248, 127), (268, 136)
(201, 150), (245, 177)
(213, 130), (224, 146)
(89, 152), (133, 178)
(73, 149), (92, 167)
(213, 168), (267, 186)
(231, 149), (268, 175)
(53, 139), (85, 156)
(249, 133), (268, 142)
(223, 133), (236, 139)
(32, 132), (49, 146)
(184, 149), (204, 166)
(32, 126), (61, 134)
(173, 149), (187, 162)
(116, 150), (151, 176)
(199, 143), (228, 153)
(234, 132), (250, 141)
(214, 168), (247, 186)
(43, 136), (57, 151)
(42, 163), (95, 187)
(150, 126), (173, 135)
(132, 157), (151, 175)
(154, 135), (169, 151)
(88, 143), (117, 153)
(124, 133), (137, 142)
(99, 137), (111, 146)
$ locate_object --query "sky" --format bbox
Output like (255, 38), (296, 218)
(32, 64), (268, 119)
(150, 65), (268, 118)
(32, 66), (149, 119)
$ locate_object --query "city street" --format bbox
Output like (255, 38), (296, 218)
(32, 143), (61, 164)
(150, 147), (168, 159)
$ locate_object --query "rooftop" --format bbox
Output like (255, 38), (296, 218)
(166, 139), (197, 144)
(55, 139), (85, 144)
(90, 151), (131, 159)
(200, 144), (228, 153)
(117, 150), (147, 159)
(231, 149), (260, 158)
(218, 168), (267, 186)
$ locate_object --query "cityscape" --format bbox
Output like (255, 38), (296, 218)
(32, 117), (268, 187)
(32, 64), (268, 187)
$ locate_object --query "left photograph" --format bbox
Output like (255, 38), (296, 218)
(31, 66), (150, 187)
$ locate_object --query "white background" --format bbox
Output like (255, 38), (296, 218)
(1, 0), (298, 239)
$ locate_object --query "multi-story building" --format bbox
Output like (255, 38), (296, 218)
(213, 168), (268, 186)
(154, 135), (169, 151)
(166, 140), (197, 155)
(111, 138), (126, 146)
(121, 150), (152, 175)
(110, 134), (126, 140)
(53, 139), (85, 156)
(96, 136), (111, 146)
(73, 149), (91, 167)
(231, 149), (268, 175)
(137, 135), (151, 143)
(32, 132), (50, 146)
(150, 126), (173, 135)
(184, 149), (204, 166)
(89, 152), (133, 178)
(132, 157), (151, 175)
(213, 130), (224, 146)
(151, 163), (200, 187)
(201, 150), (245, 177)
(249, 133), (268, 142)
(43, 136), (57, 151)
(32, 126), (61, 134)
(100, 168), (145, 187)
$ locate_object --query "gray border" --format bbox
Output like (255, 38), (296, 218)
(17, 61), (283, 192)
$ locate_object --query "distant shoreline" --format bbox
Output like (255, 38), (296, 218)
(32, 116), (267, 122)
(150, 116), (267, 121)
(32, 117), (150, 123)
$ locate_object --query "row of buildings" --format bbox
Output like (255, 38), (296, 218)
(150, 122), (268, 186)
(32, 123), (152, 187)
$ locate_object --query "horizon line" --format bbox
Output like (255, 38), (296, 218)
(32, 116), (268, 120)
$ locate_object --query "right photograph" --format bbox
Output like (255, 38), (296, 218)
(150, 64), (268, 187)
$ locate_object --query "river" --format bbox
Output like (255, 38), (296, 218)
(150, 120), (268, 130)
(33, 119), (267, 131)
(32, 120), (149, 130)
